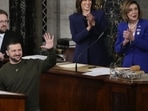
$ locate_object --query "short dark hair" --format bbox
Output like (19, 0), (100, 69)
(75, 0), (97, 13)
(6, 37), (22, 50)
(0, 9), (8, 18)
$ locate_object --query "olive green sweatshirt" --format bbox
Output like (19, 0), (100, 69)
(0, 49), (56, 111)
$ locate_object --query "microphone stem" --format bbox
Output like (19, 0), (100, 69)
(75, 62), (78, 72)
(75, 31), (105, 72)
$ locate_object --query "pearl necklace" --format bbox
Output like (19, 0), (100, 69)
(128, 20), (139, 31)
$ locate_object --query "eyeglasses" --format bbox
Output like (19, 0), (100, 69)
(0, 20), (9, 24)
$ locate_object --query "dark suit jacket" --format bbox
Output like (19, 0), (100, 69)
(0, 30), (23, 67)
(69, 10), (110, 66)
(115, 19), (148, 72)
(1, 30), (23, 56)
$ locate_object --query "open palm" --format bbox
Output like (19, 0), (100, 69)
(40, 33), (54, 49)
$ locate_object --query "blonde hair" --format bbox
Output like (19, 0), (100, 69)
(121, 0), (142, 22)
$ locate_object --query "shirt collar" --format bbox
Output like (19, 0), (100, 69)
(0, 33), (5, 37)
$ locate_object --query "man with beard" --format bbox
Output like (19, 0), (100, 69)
(0, 9), (23, 66)
(0, 32), (56, 111)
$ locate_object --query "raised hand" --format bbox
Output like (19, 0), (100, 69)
(40, 33), (54, 49)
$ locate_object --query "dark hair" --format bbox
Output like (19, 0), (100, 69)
(0, 9), (8, 18)
(121, 0), (142, 22)
(6, 37), (22, 50)
(75, 0), (97, 13)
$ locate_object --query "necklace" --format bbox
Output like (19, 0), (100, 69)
(128, 20), (139, 31)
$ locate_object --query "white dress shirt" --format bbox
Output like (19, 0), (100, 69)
(0, 33), (5, 51)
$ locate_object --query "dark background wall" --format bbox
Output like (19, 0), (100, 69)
(1, 0), (148, 57)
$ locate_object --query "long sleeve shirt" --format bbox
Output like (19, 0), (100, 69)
(0, 48), (56, 111)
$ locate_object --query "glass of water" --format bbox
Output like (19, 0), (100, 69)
(110, 67), (117, 79)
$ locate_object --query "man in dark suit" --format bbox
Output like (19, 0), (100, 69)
(0, 9), (23, 66)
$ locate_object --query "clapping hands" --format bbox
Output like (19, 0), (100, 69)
(122, 29), (135, 46)
(86, 13), (95, 27)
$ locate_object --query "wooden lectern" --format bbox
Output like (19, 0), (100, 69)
(0, 90), (26, 111)
(40, 63), (148, 111)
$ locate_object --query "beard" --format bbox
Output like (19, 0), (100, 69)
(0, 26), (7, 33)
(10, 56), (22, 63)
(0, 30), (5, 34)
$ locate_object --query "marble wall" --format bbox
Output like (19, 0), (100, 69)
(1, 0), (148, 39)
(1, 0), (148, 51)
(0, 0), (9, 14)
(59, 0), (75, 39)
(137, 0), (148, 19)
(47, 0), (75, 40)
(0, 0), (9, 29)
(1, 0), (148, 38)
(47, 0), (148, 40)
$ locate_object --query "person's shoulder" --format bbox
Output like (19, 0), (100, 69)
(69, 12), (82, 20)
(139, 18), (148, 21)
(118, 21), (127, 26)
(5, 30), (21, 37)
(139, 18), (148, 24)
(117, 21), (127, 30)
(91, 9), (105, 17)
(0, 62), (10, 71)
(69, 13), (83, 21)
(5, 30), (14, 35)
(93, 9), (104, 13)
(5, 30), (17, 33)
(92, 9), (105, 14)
(137, 19), (148, 29)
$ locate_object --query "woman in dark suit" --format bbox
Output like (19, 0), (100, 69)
(69, 0), (110, 66)
(115, 0), (148, 72)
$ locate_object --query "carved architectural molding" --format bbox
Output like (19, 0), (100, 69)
(42, 0), (47, 34)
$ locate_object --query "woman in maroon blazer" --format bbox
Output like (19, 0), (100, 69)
(69, 0), (110, 66)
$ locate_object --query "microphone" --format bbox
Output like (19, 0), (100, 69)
(75, 30), (106, 72)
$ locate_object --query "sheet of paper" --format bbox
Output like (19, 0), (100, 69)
(56, 63), (87, 68)
(116, 67), (130, 70)
(22, 55), (47, 60)
(83, 67), (110, 76)
(0, 90), (24, 95)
